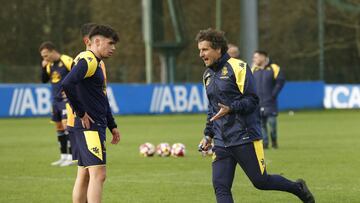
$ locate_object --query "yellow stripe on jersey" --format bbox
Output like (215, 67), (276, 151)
(84, 131), (103, 161)
(212, 150), (217, 162)
(46, 63), (51, 75)
(227, 58), (247, 94)
(253, 140), (266, 175)
(271, 64), (280, 79)
(73, 51), (99, 78)
(65, 102), (75, 127)
(60, 55), (74, 71)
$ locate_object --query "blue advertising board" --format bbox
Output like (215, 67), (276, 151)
(0, 83), (208, 117)
(324, 84), (360, 109)
(278, 81), (324, 110)
(0, 81), (329, 118)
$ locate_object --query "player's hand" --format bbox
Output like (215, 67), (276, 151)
(111, 128), (121, 144)
(198, 136), (212, 152)
(210, 103), (230, 121)
(81, 112), (95, 129)
(41, 60), (49, 68)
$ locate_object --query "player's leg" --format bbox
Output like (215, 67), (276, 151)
(212, 146), (237, 203)
(80, 128), (107, 203)
(268, 116), (278, 148)
(72, 128), (90, 203)
(260, 116), (269, 149)
(87, 166), (106, 203)
(66, 102), (77, 163)
(60, 101), (74, 166)
(231, 140), (315, 202)
(50, 102), (68, 166)
(72, 166), (89, 203)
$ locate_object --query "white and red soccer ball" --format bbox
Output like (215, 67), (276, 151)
(156, 143), (172, 157)
(171, 143), (186, 157)
(139, 142), (156, 157)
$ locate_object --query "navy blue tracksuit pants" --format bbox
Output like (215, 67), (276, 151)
(212, 140), (303, 203)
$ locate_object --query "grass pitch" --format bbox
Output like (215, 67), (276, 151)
(0, 110), (359, 203)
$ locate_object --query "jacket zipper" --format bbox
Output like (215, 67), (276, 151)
(213, 72), (227, 148)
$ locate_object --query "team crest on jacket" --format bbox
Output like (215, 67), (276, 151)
(58, 62), (63, 67)
(239, 62), (245, 68)
(51, 71), (61, 83)
(220, 67), (229, 79)
(221, 67), (228, 76)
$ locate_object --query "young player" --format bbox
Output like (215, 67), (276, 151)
(62, 24), (121, 203)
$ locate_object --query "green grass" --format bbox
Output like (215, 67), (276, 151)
(0, 110), (359, 203)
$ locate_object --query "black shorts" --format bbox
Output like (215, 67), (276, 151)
(74, 127), (106, 167)
(51, 100), (67, 122)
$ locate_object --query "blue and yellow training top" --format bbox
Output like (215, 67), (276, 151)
(41, 55), (73, 101)
(62, 51), (117, 131)
(203, 53), (262, 147)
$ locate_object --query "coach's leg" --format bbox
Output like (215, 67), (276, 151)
(260, 116), (269, 148)
(232, 141), (313, 201)
(212, 147), (237, 203)
(87, 166), (106, 203)
(73, 167), (89, 203)
(268, 116), (278, 148)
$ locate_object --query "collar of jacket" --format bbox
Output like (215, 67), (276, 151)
(209, 53), (230, 71)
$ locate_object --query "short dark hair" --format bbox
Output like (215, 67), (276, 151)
(195, 28), (228, 55)
(89, 25), (119, 42)
(39, 41), (57, 52)
(254, 50), (268, 57)
(81, 22), (97, 37)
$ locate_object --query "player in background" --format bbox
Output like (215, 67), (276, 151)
(62, 25), (121, 203)
(39, 41), (73, 166)
(196, 28), (314, 203)
(252, 51), (285, 149)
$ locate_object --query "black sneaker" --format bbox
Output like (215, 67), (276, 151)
(296, 179), (315, 203)
(272, 141), (278, 149)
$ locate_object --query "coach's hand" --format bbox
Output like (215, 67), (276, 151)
(111, 128), (121, 144)
(210, 103), (230, 121)
(81, 112), (95, 129)
(198, 136), (212, 151)
(41, 60), (49, 68)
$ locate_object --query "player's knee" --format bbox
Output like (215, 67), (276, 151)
(251, 177), (269, 190)
(94, 170), (106, 183)
(83, 171), (90, 181)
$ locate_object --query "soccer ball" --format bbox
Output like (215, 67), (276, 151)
(171, 143), (186, 157)
(156, 143), (171, 157)
(139, 142), (155, 157)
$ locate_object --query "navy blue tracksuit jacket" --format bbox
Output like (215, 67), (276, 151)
(252, 62), (285, 116)
(203, 53), (262, 147)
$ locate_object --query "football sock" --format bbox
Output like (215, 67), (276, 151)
(57, 130), (67, 154)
